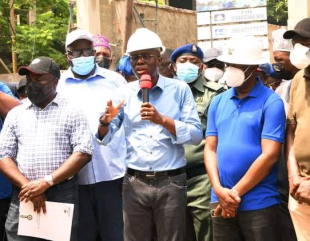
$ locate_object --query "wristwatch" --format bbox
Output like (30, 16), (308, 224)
(44, 175), (54, 187)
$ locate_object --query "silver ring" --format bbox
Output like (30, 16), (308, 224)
(145, 112), (148, 116)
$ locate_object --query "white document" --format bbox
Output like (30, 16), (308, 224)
(18, 201), (74, 241)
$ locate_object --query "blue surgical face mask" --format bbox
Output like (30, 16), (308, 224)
(71, 56), (95, 76)
(176, 62), (199, 83)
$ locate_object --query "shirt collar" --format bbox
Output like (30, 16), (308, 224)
(65, 64), (106, 80)
(136, 74), (165, 96)
(229, 77), (263, 99)
(25, 93), (61, 110)
(191, 74), (204, 93)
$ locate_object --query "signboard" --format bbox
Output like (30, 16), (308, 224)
(211, 7), (267, 24)
(198, 41), (212, 52)
(197, 26), (211, 40)
(213, 36), (269, 50)
(197, 12), (211, 25)
(197, 0), (267, 12)
(212, 22), (268, 39)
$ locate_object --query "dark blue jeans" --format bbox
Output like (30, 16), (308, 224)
(5, 176), (78, 241)
(212, 205), (281, 241)
(77, 177), (123, 241)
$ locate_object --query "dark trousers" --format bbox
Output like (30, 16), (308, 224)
(279, 200), (297, 241)
(123, 173), (187, 241)
(0, 198), (10, 241)
(77, 177), (123, 241)
(212, 205), (281, 241)
(5, 176), (79, 241)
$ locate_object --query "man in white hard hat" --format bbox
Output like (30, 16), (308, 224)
(57, 29), (127, 241)
(204, 36), (286, 240)
(97, 28), (203, 241)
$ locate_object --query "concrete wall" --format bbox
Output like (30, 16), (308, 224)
(96, 0), (197, 68)
(287, 0), (310, 30)
(133, 2), (197, 50)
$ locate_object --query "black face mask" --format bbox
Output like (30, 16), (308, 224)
(96, 57), (110, 69)
(26, 81), (55, 105)
(272, 63), (293, 80)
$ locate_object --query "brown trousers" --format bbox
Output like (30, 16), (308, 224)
(123, 173), (187, 241)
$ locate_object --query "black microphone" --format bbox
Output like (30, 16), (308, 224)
(139, 74), (152, 103)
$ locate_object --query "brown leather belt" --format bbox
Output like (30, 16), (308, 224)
(127, 167), (185, 180)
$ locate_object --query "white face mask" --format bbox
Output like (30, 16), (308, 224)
(290, 43), (310, 69)
(223, 66), (251, 87)
(203, 68), (224, 82)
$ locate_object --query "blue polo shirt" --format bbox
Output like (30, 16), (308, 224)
(206, 78), (285, 211)
(0, 82), (13, 199)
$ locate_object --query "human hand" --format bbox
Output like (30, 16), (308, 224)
(19, 179), (50, 202)
(140, 102), (164, 125)
(214, 187), (241, 214)
(30, 194), (47, 214)
(289, 174), (307, 198)
(294, 179), (310, 205)
(100, 99), (124, 125)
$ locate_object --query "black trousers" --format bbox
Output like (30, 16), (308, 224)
(212, 205), (281, 241)
(0, 198), (10, 241)
(77, 178), (124, 241)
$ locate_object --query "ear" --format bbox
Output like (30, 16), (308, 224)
(157, 56), (163, 68)
(52, 78), (59, 90)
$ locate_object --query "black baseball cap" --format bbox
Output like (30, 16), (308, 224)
(283, 18), (310, 39)
(18, 56), (60, 79)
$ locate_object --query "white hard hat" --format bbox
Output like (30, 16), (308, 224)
(272, 29), (293, 52)
(126, 28), (166, 54)
(217, 36), (267, 65)
(66, 29), (94, 48)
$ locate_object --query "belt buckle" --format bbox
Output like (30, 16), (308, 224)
(146, 172), (157, 180)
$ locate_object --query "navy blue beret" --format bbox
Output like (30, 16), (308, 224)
(170, 44), (204, 63)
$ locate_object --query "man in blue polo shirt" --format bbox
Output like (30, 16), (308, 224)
(0, 82), (20, 241)
(204, 36), (286, 241)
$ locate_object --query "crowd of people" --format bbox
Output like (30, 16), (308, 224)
(0, 16), (310, 241)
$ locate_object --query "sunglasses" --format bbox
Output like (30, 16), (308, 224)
(129, 54), (158, 63)
(67, 48), (95, 58)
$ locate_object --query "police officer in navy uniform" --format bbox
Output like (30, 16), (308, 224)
(171, 44), (225, 241)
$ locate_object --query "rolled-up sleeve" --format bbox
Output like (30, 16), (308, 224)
(0, 110), (18, 160)
(70, 109), (94, 155)
(171, 85), (203, 145)
(96, 106), (124, 146)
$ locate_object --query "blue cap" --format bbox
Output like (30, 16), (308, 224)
(170, 44), (204, 63)
(258, 63), (281, 80)
(116, 55), (134, 76)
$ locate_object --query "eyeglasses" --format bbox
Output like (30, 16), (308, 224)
(205, 60), (225, 69)
(272, 63), (284, 72)
(67, 48), (95, 58)
(129, 54), (158, 63)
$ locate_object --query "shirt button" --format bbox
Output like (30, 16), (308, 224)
(150, 135), (152, 138)
(238, 105), (241, 108)
(150, 152), (153, 154)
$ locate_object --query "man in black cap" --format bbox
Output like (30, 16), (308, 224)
(284, 18), (310, 241)
(0, 82), (19, 241)
(0, 56), (93, 241)
(171, 44), (225, 241)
